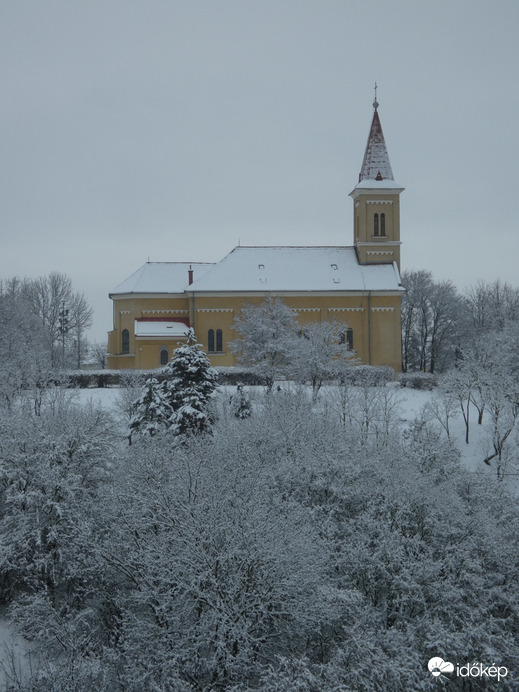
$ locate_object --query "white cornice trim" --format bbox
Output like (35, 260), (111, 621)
(142, 309), (189, 315)
(366, 200), (394, 205)
(196, 308), (234, 313)
(371, 307), (395, 312)
(328, 307), (364, 312)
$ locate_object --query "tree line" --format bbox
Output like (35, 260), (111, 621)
(401, 271), (519, 374)
(0, 273), (93, 401)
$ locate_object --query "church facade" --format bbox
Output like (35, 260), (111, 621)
(107, 100), (404, 372)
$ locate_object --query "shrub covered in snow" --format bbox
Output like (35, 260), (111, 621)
(399, 371), (437, 390)
(341, 365), (394, 387)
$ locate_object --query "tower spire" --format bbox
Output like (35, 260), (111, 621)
(358, 87), (393, 183)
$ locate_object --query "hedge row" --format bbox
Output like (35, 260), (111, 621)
(64, 367), (265, 388)
(63, 368), (437, 390)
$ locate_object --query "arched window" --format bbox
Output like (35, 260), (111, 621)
(208, 329), (215, 352)
(346, 327), (354, 351)
(160, 347), (169, 365)
(122, 329), (130, 354)
(380, 212), (386, 236)
(374, 213), (379, 236)
(216, 329), (223, 352)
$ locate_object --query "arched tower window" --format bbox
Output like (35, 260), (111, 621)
(374, 213), (379, 236)
(380, 212), (386, 236)
(160, 347), (169, 365)
(208, 329), (215, 352)
(216, 329), (223, 352)
(122, 329), (129, 354)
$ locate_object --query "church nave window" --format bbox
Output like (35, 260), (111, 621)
(339, 327), (354, 350)
(208, 329), (223, 353)
(122, 329), (130, 354)
(160, 347), (169, 366)
(374, 213), (379, 236)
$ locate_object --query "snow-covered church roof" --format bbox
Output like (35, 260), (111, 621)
(110, 262), (215, 295)
(110, 247), (402, 297)
(188, 246), (402, 293)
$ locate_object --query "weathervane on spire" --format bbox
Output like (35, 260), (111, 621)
(373, 82), (379, 110)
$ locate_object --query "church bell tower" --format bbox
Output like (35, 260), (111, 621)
(350, 91), (404, 271)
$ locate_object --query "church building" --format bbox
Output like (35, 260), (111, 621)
(107, 98), (404, 372)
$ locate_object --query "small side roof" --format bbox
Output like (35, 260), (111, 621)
(135, 320), (190, 338)
(110, 262), (215, 296)
(188, 246), (402, 293)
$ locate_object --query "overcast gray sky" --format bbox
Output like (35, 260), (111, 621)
(2, 1), (519, 343)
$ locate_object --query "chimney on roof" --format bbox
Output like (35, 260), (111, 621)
(188, 265), (193, 285)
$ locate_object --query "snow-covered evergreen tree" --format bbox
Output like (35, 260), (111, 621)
(162, 329), (218, 438)
(229, 383), (252, 419)
(129, 377), (172, 439)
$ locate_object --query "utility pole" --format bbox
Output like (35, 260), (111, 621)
(59, 301), (69, 367)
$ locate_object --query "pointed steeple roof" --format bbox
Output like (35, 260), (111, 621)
(358, 98), (394, 183)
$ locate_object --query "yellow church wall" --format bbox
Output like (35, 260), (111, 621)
(188, 291), (401, 371)
(107, 294), (191, 369)
(107, 289), (402, 371)
(369, 303), (402, 372)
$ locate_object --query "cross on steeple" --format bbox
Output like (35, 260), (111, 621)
(373, 82), (379, 111)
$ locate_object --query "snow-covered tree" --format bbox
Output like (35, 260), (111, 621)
(229, 383), (252, 419)
(229, 297), (298, 390)
(162, 329), (218, 437)
(328, 376), (402, 445)
(89, 342), (108, 369)
(464, 278), (519, 337)
(22, 272), (93, 369)
(0, 400), (116, 600)
(289, 319), (354, 399)
(0, 278), (53, 409)
(401, 270), (462, 373)
(129, 377), (172, 439)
